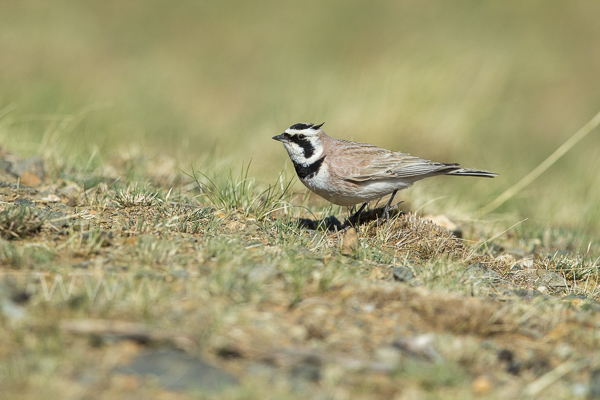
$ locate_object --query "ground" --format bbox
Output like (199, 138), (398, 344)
(1, 150), (600, 400)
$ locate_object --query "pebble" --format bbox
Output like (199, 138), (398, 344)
(58, 183), (82, 197)
(14, 198), (35, 207)
(589, 369), (600, 399)
(392, 334), (441, 362)
(20, 171), (41, 187)
(114, 348), (238, 392)
(536, 286), (548, 294)
(463, 262), (509, 285)
(341, 227), (358, 256)
(536, 269), (567, 288)
(375, 346), (402, 367)
(392, 266), (414, 282)
(8, 156), (45, 180)
(0, 281), (28, 324)
(472, 375), (492, 395)
(571, 382), (588, 397)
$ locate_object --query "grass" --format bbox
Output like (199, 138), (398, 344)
(110, 183), (162, 208)
(2, 1), (600, 398)
(1, 153), (600, 398)
(1, 1), (600, 229)
(0, 205), (44, 240)
(192, 161), (293, 221)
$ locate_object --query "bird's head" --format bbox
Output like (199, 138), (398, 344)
(272, 122), (325, 164)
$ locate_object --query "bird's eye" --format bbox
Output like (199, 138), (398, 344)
(298, 134), (306, 139)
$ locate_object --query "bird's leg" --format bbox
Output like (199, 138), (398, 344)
(383, 190), (398, 220)
(348, 202), (368, 225)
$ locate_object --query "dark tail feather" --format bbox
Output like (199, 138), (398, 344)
(447, 168), (498, 178)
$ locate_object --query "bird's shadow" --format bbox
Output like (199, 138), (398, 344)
(296, 205), (403, 232)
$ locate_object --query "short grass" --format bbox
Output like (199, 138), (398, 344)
(0, 205), (44, 240)
(1, 153), (600, 399)
(2, 2), (600, 398)
(1, 1), (600, 230)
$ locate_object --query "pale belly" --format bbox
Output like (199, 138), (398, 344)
(300, 165), (413, 206)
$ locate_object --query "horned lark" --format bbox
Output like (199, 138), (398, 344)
(272, 122), (498, 219)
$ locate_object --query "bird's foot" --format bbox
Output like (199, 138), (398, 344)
(378, 201), (404, 225)
(346, 202), (368, 227)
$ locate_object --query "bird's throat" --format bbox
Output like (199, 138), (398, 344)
(293, 156), (326, 180)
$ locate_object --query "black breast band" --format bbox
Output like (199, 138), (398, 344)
(293, 156), (326, 179)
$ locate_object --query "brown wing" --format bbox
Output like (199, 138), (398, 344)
(327, 139), (460, 182)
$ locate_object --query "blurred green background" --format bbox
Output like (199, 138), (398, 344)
(1, 0), (600, 229)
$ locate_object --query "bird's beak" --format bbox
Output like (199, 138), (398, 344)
(272, 133), (288, 143)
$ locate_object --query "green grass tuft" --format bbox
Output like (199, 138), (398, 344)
(110, 183), (162, 208)
(0, 206), (44, 240)
(191, 161), (293, 220)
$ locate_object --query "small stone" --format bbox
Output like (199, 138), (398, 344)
(290, 325), (307, 341)
(392, 334), (441, 362)
(536, 286), (548, 294)
(341, 227), (358, 256)
(20, 171), (41, 187)
(463, 262), (509, 285)
(14, 198), (35, 207)
(555, 343), (573, 360)
(369, 267), (385, 280)
(536, 269), (567, 288)
(590, 369), (600, 399)
(40, 194), (60, 203)
(0, 281), (27, 323)
(73, 261), (92, 269)
(392, 266), (415, 282)
(214, 210), (226, 218)
(8, 156), (45, 181)
(58, 183), (82, 197)
(290, 360), (321, 384)
(514, 257), (534, 269)
(375, 346), (402, 367)
(40, 209), (72, 228)
(572, 382), (589, 397)
(362, 303), (375, 313)
(472, 375), (492, 395)
(114, 348), (237, 392)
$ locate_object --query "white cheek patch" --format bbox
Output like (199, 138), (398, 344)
(303, 142), (324, 164)
(283, 137), (323, 165)
(284, 143), (305, 163)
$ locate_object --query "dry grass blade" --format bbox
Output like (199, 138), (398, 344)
(524, 358), (580, 397)
(479, 109), (600, 215)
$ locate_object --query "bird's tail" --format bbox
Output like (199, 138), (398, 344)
(447, 168), (498, 178)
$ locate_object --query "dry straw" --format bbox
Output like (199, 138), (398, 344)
(479, 109), (600, 216)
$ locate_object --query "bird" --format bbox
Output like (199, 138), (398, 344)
(272, 122), (498, 221)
